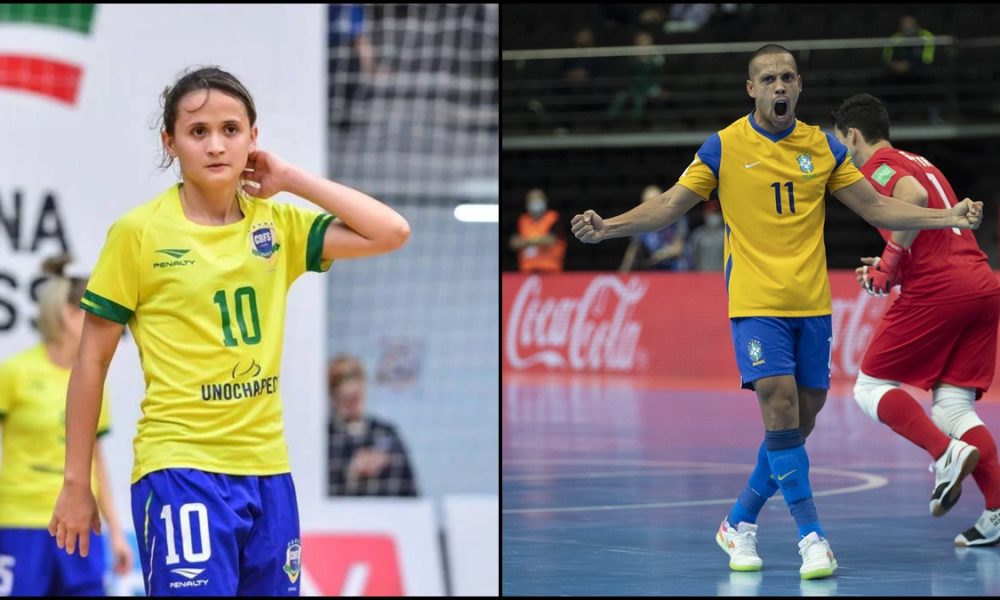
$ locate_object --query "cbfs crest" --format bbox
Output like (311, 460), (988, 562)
(796, 153), (814, 173)
(747, 338), (765, 367)
(283, 539), (302, 584)
(250, 222), (282, 265)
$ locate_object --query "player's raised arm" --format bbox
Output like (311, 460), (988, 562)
(243, 150), (411, 260)
(571, 183), (704, 244)
(833, 177), (982, 231)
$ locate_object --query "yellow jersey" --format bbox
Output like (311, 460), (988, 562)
(0, 344), (111, 527)
(677, 112), (864, 317)
(81, 184), (334, 483)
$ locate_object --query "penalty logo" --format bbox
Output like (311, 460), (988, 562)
(283, 539), (302, 584)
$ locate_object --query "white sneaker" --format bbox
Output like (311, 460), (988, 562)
(716, 518), (762, 571)
(798, 531), (837, 580)
(955, 508), (1000, 546)
(930, 439), (980, 517)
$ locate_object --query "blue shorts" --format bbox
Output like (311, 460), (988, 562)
(130, 468), (301, 596)
(730, 316), (832, 391)
(0, 527), (106, 595)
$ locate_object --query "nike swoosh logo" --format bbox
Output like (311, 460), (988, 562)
(777, 469), (797, 481)
(744, 161), (761, 168)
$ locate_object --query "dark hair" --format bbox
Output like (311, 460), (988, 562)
(748, 43), (796, 79)
(830, 93), (890, 144)
(158, 66), (257, 169)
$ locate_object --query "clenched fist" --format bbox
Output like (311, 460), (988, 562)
(953, 198), (983, 230)
(571, 210), (607, 243)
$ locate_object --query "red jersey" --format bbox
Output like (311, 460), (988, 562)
(860, 147), (999, 305)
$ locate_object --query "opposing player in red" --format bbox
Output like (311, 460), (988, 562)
(832, 93), (1000, 546)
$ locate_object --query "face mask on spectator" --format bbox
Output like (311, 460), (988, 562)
(527, 198), (547, 217)
(706, 213), (723, 228)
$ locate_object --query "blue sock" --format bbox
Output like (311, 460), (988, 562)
(728, 441), (780, 525)
(765, 428), (825, 539)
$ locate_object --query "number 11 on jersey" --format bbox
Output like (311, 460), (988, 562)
(771, 181), (795, 214)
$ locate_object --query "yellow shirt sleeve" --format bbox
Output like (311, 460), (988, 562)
(273, 202), (335, 288)
(828, 158), (865, 193)
(676, 133), (721, 200)
(81, 216), (142, 323)
(824, 131), (865, 193)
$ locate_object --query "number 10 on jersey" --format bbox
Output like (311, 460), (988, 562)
(212, 287), (262, 347)
(771, 181), (795, 214)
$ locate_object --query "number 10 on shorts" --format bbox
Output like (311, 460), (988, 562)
(161, 503), (212, 564)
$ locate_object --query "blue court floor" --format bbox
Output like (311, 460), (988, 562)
(502, 378), (1000, 596)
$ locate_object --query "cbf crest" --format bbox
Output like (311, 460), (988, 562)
(283, 539), (301, 584)
(796, 153), (814, 174)
(747, 338), (765, 366)
(249, 222), (282, 264)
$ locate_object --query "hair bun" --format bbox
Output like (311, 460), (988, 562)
(41, 254), (73, 276)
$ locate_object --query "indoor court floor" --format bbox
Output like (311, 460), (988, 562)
(502, 376), (1000, 596)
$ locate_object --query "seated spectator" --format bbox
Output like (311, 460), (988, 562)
(607, 30), (667, 122)
(562, 27), (601, 82)
(327, 355), (418, 497)
(619, 185), (689, 272)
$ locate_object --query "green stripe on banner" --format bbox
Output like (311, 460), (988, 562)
(0, 4), (96, 34)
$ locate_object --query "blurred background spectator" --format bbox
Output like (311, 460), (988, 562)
(607, 30), (668, 122)
(327, 354), (419, 497)
(328, 3), (378, 130)
(883, 15), (936, 79)
(881, 14), (941, 123)
(619, 184), (689, 272)
(509, 187), (567, 273)
(686, 197), (726, 272)
(563, 27), (602, 83)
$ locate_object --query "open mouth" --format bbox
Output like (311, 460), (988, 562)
(774, 99), (789, 116)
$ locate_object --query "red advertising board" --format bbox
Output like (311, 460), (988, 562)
(502, 271), (1000, 399)
(302, 534), (404, 596)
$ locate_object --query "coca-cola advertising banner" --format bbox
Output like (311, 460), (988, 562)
(502, 272), (1000, 384)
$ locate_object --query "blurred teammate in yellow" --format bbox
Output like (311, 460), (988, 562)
(0, 255), (131, 595)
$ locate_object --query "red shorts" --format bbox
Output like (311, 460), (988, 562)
(860, 293), (1000, 399)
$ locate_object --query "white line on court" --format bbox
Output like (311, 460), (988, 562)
(502, 459), (889, 515)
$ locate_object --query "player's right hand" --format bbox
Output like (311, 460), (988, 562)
(48, 480), (101, 558)
(571, 210), (607, 243)
(856, 257), (883, 295)
(952, 198), (983, 230)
